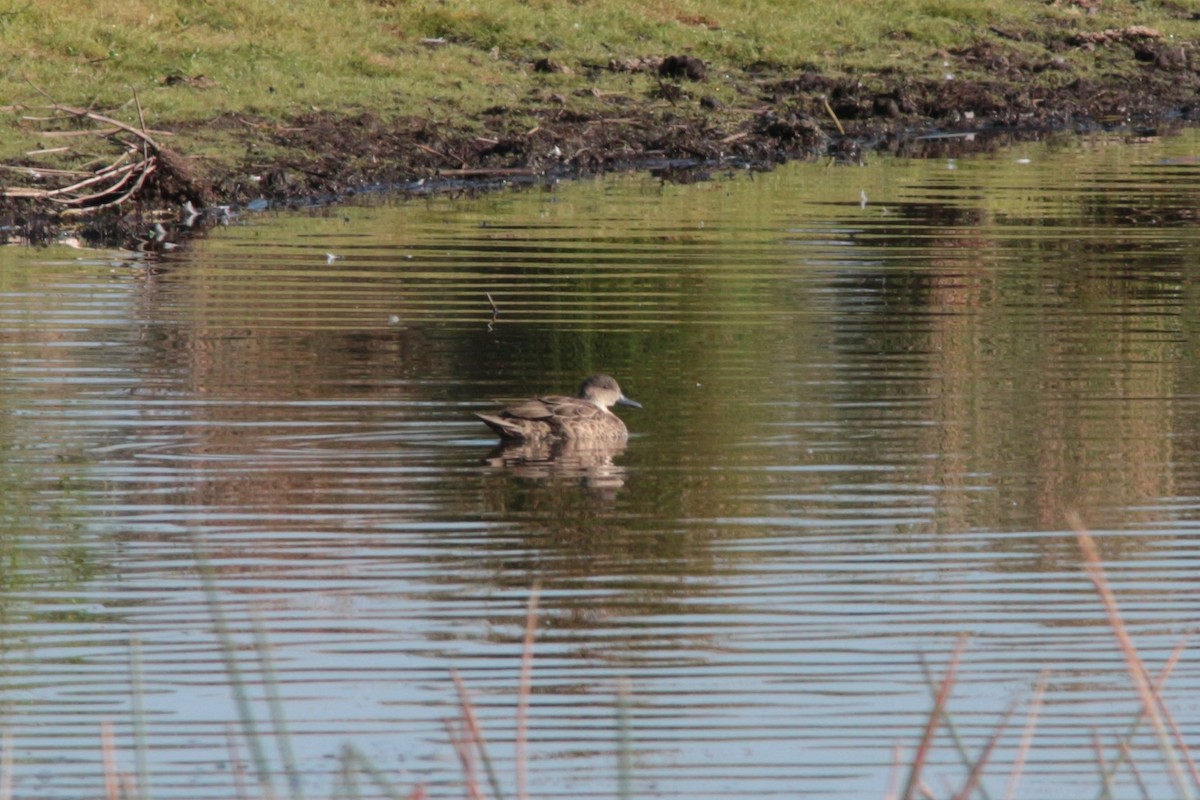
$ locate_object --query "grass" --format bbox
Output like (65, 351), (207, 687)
(1, 0), (1196, 174)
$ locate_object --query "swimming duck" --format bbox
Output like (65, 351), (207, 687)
(476, 375), (642, 442)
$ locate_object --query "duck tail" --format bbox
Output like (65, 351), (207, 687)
(475, 412), (526, 440)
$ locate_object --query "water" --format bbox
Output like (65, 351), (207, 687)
(2, 130), (1200, 800)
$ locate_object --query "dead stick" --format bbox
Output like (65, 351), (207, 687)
(130, 84), (149, 162)
(822, 96), (846, 135)
(83, 162), (157, 210)
(26, 79), (161, 151)
(43, 158), (140, 200)
(61, 162), (156, 213)
(0, 163), (97, 177)
(414, 142), (459, 165)
(51, 160), (143, 205)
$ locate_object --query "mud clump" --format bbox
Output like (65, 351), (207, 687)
(659, 55), (707, 81)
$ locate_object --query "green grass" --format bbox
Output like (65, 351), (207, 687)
(0, 0), (1195, 178)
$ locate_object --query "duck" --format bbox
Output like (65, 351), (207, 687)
(476, 374), (642, 442)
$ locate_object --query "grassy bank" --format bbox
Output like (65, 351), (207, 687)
(1, 1), (1197, 235)
(4, 1), (1191, 126)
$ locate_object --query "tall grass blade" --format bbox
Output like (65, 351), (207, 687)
(451, 670), (505, 800)
(1099, 638), (1191, 800)
(919, 659), (992, 800)
(101, 719), (118, 800)
(1002, 670), (1046, 800)
(516, 583), (540, 800)
(444, 718), (486, 800)
(225, 724), (249, 800)
(616, 679), (633, 800)
(330, 744), (356, 800)
(1070, 512), (1192, 799)
(951, 696), (1019, 800)
(340, 743), (407, 800)
(1, 729), (11, 800)
(251, 612), (304, 800)
(129, 635), (152, 800)
(885, 741), (903, 800)
(1160, 698), (1200, 791)
(1117, 736), (1153, 800)
(196, 546), (276, 799)
(1094, 727), (1124, 800)
(901, 636), (967, 800)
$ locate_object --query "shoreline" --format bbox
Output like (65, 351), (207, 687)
(2, 15), (1197, 248)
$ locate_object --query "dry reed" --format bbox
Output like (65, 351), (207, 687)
(6, 524), (1199, 800)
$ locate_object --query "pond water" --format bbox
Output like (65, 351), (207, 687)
(2, 129), (1200, 800)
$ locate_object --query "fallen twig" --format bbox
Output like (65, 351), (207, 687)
(63, 162), (156, 212)
(45, 158), (140, 202)
(437, 167), (539, 178)
(27, 79), (161, 151)
(0, 83), (195, 213)
(822, 95), (846, 136)
(486, 292), (500, 330)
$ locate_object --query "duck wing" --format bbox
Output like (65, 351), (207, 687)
(475, 394), (574, 440)
(499, 394), (571, 421)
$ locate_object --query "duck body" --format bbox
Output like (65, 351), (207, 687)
(476, 375), (641, 442)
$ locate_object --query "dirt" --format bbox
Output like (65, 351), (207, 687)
(3, 28), (1198, 248)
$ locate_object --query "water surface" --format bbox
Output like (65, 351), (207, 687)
(2, 130), (1200, 799)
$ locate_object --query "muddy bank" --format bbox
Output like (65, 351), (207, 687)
(3, 27), (1198, 248)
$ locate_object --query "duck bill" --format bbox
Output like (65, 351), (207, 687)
(616, 395), (642, 409)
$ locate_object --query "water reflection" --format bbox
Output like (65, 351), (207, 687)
(482, 438), (629, 495)
(0, 131), (1199, 799)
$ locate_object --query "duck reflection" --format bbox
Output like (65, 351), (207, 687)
(483, 437), (628, 494)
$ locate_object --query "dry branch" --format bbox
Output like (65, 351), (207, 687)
(0, 84), (204, 213)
